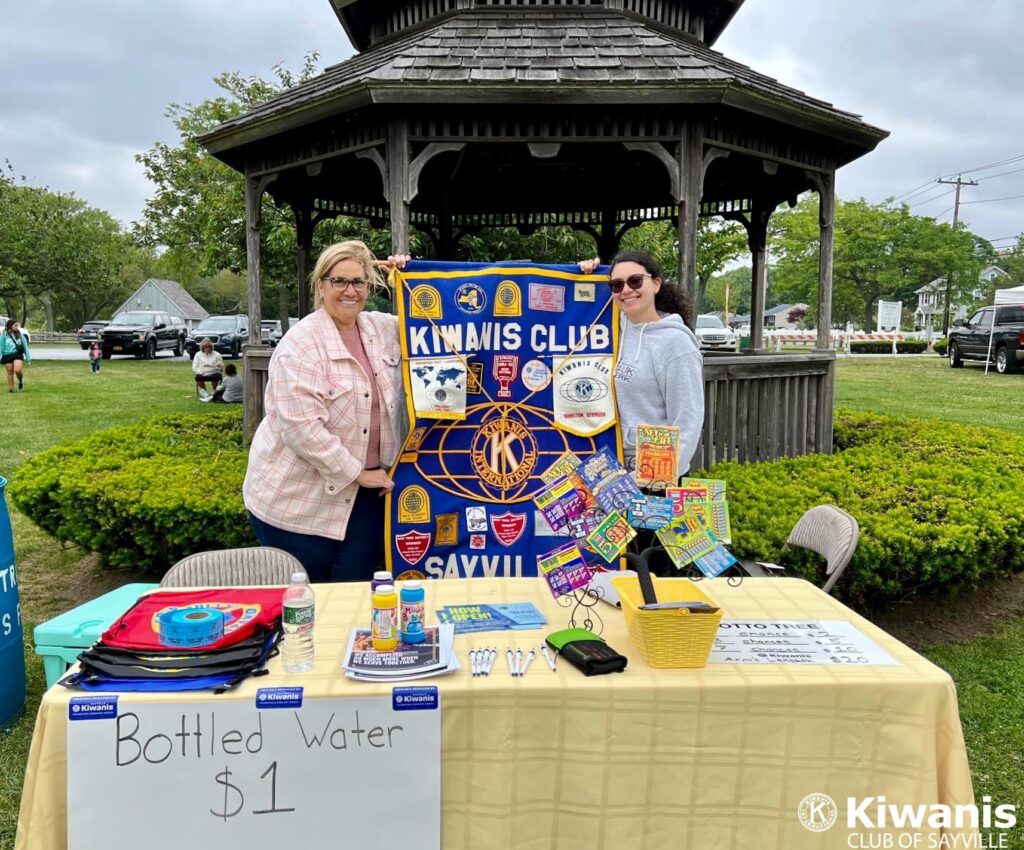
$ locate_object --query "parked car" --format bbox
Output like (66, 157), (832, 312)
(77, 320), (109, 349)
(695, 314), (738, 351)
(948, 304), (1024, 374)
(0, 316), (31, 344)
(270, 317), (299, 346)
(186, 315), (249, 359)
(100, 311), (183, 359)
(260, 320), (280, 346)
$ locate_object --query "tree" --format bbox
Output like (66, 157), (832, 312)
(770, 196), (988, 330)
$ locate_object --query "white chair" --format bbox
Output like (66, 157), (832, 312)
(160, 546), (306, 587)
(783, 505), (860, 594)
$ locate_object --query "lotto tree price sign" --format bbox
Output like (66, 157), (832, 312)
(67, 690), (440, 850)
(388, 261), (624, 580)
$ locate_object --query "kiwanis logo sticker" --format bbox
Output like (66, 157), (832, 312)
(798, 793), (838, 832)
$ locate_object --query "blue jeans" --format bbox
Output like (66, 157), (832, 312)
(248, 485), (386, 583)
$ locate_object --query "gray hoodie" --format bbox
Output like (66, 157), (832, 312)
(614, 312), (704, 476)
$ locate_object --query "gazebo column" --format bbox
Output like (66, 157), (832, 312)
(243, 168), (274, 442)
(676, 121), (703, 329)
(295, 202), (313, 319)
(598, 208), (619, 261)
(815, 171), (836, 350)
(748, 201), (771, 352)
(387, 121), (411, 255)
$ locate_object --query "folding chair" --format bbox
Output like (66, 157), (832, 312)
(160, 546), (306, 587)
(782, 505), (860, 595)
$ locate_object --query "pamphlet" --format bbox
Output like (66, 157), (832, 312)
(342, 624), (457, 680)
(435, 603), (547, 634)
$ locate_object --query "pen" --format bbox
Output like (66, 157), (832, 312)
(506, 648), (516, 676)
(486, 648), (497, 676)
(520, 649), (536, 677)
(541, 644), (557, 672)
(514, 648), (524, 677)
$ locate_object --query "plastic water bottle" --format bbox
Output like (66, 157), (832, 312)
(282, 572), (315, 673)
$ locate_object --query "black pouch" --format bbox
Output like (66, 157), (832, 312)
(545, 628), (627, 676)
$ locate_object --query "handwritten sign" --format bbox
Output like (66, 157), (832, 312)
(67, 694), (441, 850)
(709, 620), (899, 665)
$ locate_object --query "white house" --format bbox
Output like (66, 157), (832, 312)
(112, 279), (209, 331)
(730, 303), (809, 330)
(914, 265), (1010, 329)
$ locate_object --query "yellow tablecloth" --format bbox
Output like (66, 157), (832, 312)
(16, 577), (974, 850)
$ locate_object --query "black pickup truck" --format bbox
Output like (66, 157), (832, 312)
(100, 310), (184, 359)
(947, 304), (1024, 374)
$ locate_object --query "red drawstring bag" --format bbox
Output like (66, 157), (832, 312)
(100, 588), (285, 651)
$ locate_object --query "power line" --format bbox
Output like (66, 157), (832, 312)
(941, 153), (1024, 180)
(936, 175), (977, 336)
(890, 179), (940, 203)
(933, 206), (955, 220)
(961, 192), (1024, 205)
(975, 164), (1024, 182)
(909, 188), (956, 208)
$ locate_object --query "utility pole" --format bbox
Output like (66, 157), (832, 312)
(936, 174), (978, 336)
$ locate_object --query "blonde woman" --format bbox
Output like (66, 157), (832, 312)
(243, 241), (409, 582)
(191, 338), (224, 398)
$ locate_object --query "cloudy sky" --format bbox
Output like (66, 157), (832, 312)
(2, 0), (1022, 252)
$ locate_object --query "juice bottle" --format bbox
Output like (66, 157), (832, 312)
(371, 584), (398, 651)
(400, 581), (425, 644)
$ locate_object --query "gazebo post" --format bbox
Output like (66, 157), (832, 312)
(676, 121), (703, 329)
(387, 120), (411, 255)
(748, 200), (771, 352)
(815, 171), (836, 350)
(243, 168), (274, 442)
(295, 202), (313, 319)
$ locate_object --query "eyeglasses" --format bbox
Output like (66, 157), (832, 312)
(608, 274), (650, 293)
(322, 276), (370, 292)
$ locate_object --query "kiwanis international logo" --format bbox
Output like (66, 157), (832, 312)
(798, 793), (838, 832)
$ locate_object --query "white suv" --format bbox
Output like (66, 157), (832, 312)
(695, 314), (737, 351)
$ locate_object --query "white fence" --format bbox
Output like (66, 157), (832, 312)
(737, 329), (932, 356)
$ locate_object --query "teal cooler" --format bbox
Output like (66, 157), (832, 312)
(34, 583), (159, 687)
(0, 476), (25, 728)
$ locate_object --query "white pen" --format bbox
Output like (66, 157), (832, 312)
(520, 649), (536, 677)
(515, 648), (523, 677)
(486, 648), (497, 676)
(541, 644), (557, 672)
(470, 649), (478, 677)
(506, 648), (516, 676)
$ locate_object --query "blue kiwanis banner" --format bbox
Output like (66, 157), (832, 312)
(386, 260), (622, 579)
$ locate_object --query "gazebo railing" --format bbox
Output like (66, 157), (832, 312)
(245, 347), (836, 470)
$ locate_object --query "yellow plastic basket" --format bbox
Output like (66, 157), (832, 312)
(612, 576), (723, 668)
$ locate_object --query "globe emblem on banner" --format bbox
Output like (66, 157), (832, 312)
(416, 402), (598, 503)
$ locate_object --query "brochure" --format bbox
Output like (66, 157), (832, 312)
(342, 623), (456, 679)
(436, 603), (547, 634)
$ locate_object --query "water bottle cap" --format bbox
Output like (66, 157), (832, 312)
(374, 584), (395, 595)
(373, 571), (393, 580)
(291, 572), (307, 584)
(404, 581), (422, 589)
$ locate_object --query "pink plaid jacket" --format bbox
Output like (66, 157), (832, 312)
(243, 307), (407, 540)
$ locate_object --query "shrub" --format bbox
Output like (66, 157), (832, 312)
(848, 340), (928, 354)
(933, 338), (948, 356)
(704, 410), (1024, 605)
(10, 411), (254, 570)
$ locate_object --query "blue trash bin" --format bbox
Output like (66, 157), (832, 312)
(0, 476), (26, 728)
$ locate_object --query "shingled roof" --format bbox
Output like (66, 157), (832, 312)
(149, 279), (209, 321)
(201, 8), (886, 156)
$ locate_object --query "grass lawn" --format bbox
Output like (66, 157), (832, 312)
(1, 355), (1023, 846)
(835, 353), (1024, 433)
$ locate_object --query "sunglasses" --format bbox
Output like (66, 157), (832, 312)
(322, 276), (370, 292)
(608, 273), (650, 293)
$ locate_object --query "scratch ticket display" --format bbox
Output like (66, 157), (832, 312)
(388, 260), (624, 579)
(626, 494), (675, 530)
(679, 477), (727, 500)
(666, 485), (709, 516)
(537, 542), (591, 598)
(578, 446), (642, 513)
(685, 501), (732, 544)
(586, 510), (637, 563)
(656, 513), (736, 578)
(534, 475), (585, 532)
(634, 424), (680, 487)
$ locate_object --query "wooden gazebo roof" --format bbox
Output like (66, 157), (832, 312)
(203, 7), (883, 167)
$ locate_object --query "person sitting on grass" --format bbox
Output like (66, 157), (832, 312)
(206, 363), (243, 404)
(192, 338), (223, 399)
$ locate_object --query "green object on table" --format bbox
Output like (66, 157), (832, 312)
(546, 628), (628, 676)
(33, 583), (159, 687)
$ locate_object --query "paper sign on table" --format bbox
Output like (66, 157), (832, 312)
(709, 620), (900, 665)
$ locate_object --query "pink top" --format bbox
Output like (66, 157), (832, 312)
(339, 325), (382, 470)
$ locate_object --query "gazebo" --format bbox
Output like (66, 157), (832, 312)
(200, 0), (887, 464)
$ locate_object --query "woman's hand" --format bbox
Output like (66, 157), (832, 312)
(356, 468), (395, 492)
(578, 257), (601, 275)
(377, 254), (411, 272)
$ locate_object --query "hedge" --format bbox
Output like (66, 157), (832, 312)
(11, 408), (1024, 604)
(9, 411), (254, 570)
(933, 338), (949, 356)
(848, 339), (928, 354)
(704, 410), (1024, 604)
